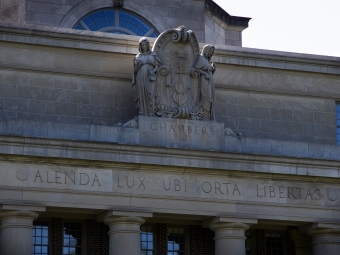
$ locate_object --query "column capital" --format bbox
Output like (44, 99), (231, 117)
(300, 222), (340, 236)
(0, 203), (46, 219)
(203, 216), (258, 230)
(97, 209), (153, 225)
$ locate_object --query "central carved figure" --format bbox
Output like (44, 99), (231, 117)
(132, 26), (216, 121)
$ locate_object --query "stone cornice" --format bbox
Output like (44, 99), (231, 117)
(0, 135), (339, 180)
(0, 22), (338, 75)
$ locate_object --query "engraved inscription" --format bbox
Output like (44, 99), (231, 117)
(150, 123), (214, 135)
(256, 185), (321, 200)
(33, 170), (101, 186)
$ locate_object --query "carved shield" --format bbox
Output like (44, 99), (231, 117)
(152, 26), (200, 119)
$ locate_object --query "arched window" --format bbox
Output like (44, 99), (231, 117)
(73, 8), (158, 37)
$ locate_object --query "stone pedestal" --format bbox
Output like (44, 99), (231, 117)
(204, 217), (257, 255)
(100, 210), (152, 255)
(304, 223), (340, 255)
(0, 204), (45, 255)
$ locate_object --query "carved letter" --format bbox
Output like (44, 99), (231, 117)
(127, 176), (134, 188)
(223, 183), (231, 194)
(178, 125), (184, 132)
(55, 171), (62, 184)
(296, 188), (304, 199)
(65, 172), (75, 184)
(201, 182), (212, 193)
(233, 184), (241, 195)
(315, 189), (321, 200)
(210, 128), (214, 135)
(138, 177), (146, 189)
(169, 125), (175, 132)
(287, 187), (297, 199)
(188, 126), (192, 133)
(195, 126), (200, 134)
(46, 171), (54, 183)
(118, 176), (124, 187)
(279, 186), (285, 198)
(305, 189), (313, 200)
(79, 173), (90, 185)
(160, 123), (166, 131)
(215, 182), (224, 194)
(150, 123), (157, 130)
(174, 179), (181, 191)
(91, 174), (101, 186)
(269, 186), (276, 197)
(257, 185), (263, 197)
(34, 170), (43, 183)
(202, 127), (208, 135)
(163, 179), (171, 190)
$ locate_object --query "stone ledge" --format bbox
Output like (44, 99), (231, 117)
(0, 120), (340, 178)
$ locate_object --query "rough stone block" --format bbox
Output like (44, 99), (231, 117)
(238, 118), (261, 132)
(270, 108), (292, 121)
(90, 125), (117, 143)
(51, 4), (73, 15)
(65, 90), (89, 104)
(42, 88), (65, 102)
(3, 98), (28, 112)
(53, 102), (77, 116)
(138, 116), (225, 151)
(282, 121), (304, 135)
(292, 110), (313, 123)
(77, 104), (101, 118)
(26, 1), (51, 13)
(17, 85), (42, 100)
(47, 122), (90, 140)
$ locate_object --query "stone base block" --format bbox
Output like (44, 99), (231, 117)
(138, 116), (225, 151)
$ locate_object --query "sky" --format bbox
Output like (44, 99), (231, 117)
(213, 0), (340, 57)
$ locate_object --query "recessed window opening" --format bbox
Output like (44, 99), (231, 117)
(73, 8), (158, 37)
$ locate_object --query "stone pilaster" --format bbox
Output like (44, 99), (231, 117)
(99, 210), (152, 255)
(203, 217), (257, 255)
(303, 223), (340, 255)
(0, 204), (45, 255)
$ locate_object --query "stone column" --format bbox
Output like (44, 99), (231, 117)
(204, 217), (257, 255)
(304, 223), (340, 255)
(0, 204), (46, 255)
(99, 210), (152, 255)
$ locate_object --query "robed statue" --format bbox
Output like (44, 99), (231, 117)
(132, 26), (216, 121)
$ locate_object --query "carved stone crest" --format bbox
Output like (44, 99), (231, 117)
(132, 26), (216, 121)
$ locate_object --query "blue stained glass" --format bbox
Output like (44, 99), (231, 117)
(107, 18), (114, 26)
(88, 23), (98, 31)
(120, 20), (128, 28)
(127, 23), (138, 33)
(337, 119), (340, 126)
(337, 104), (340, 111)
(138, 23), (149, 33)
(74, 24), (84, 30)
(96, 19), (107, 29)
(150, 32), (157, 38)
(119, 11), (129, 21)
(83, 15), (94, 26)
(136, 29), (145, 36)
(74, 8), (158, 37)
(104, 10), (114, 19)
(92, 12), (105, 21)
(129, 15), (140, 26)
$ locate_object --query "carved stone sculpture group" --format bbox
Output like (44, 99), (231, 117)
(133, 26), (216, 121)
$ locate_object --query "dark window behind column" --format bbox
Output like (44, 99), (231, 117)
(141, 225), (154, 255)
(63, 222), (83, 255)
(33, 221), (49, 255)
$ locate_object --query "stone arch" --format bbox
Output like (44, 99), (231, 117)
(59, 0), (169, 34)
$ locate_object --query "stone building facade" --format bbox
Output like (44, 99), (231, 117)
(0, 0), (339, 255)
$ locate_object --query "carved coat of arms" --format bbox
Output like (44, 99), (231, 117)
(132, 26), (216, 121)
